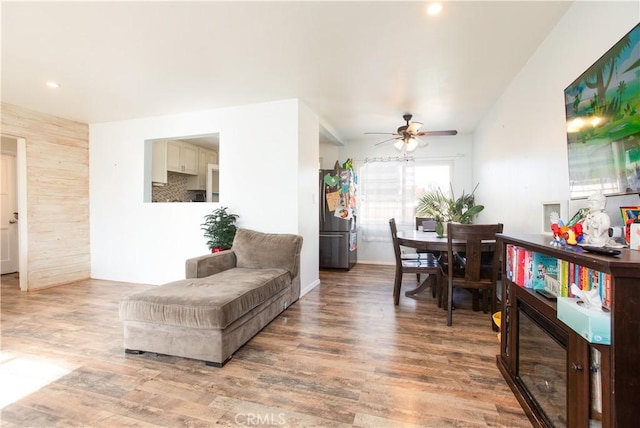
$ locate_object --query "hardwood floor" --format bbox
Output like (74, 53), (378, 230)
(1, 266), (530, 427)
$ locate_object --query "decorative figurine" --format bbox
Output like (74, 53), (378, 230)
(550, 212), (584, 247)
(582, 193), (610, 247)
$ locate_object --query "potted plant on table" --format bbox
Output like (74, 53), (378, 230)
(201, 206), (239, 252)
(416, 184), (484, 237)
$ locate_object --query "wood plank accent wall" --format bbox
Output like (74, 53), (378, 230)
(1, 103), (91, 290)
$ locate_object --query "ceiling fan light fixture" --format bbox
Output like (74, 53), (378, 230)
(367, 113), (457, 150)
(406, 138), (418, 152)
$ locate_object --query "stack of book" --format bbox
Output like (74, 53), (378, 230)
(505, 244), (612, 309)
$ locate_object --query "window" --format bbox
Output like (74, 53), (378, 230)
(143, 133), (219, 203)
(358, 160), (451, 242)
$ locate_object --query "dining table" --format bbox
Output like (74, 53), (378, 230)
(396, 230), (498, 252)
(397, 230), (450, 252)
(396, 230), (497, 298)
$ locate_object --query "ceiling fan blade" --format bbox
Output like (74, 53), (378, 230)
(374, 136), (402, 146)
(367, 114), (457, 147)
(417, 130), (458, 137)
(407, 121), (423, 134)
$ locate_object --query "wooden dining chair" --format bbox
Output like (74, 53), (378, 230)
(389, 218), (442, 305)
(442, 222), (503, 326)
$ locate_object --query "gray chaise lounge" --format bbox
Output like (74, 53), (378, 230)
(119, 228), (303, 367)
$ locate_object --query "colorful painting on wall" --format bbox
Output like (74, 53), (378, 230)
(565, 23), (640, 199)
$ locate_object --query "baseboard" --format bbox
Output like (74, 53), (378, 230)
(300, 278), (320, 297)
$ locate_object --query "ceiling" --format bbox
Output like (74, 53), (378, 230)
(1, 1), (572, 146)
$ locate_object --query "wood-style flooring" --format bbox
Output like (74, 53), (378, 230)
(0, 265), (530, 427)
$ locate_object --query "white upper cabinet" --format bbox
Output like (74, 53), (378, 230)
(152, 140), (199, 185)
(166, 141), (198, 175)
(152, 140), (168, 184)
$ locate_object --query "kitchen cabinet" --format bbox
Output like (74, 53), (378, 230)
(167, 141), (198, 175)
(187, 148), (218, 191)
(151, 140), (198, 184)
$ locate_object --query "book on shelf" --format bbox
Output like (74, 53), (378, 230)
(531, 252), (558, 291)
(504, 246), (612, 306)
(506, 244), (515, 281)
(516, 246), (527, 287)
(559, 260), (569, 297)
(505, 245), (542, 289)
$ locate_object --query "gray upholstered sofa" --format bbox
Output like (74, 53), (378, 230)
(119, 228), (303, 367)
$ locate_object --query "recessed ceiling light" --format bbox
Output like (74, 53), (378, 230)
(426, 2), (443, 16)
(46, 81), (60, 88)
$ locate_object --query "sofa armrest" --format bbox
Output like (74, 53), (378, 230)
(185, 250), (237, 279)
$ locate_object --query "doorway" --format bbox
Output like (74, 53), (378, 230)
(1, 138), (18, 274)
(1, 135), (26, 290)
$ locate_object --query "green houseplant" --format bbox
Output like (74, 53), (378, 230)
(201, 206), (239, 251)
(416, 184), (484, 236)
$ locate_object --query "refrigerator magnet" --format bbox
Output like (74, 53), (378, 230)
(334, 205), (352, 219)
(326, 191), (340, 211)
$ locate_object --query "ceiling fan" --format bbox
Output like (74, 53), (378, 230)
(365, 113), (458, 152)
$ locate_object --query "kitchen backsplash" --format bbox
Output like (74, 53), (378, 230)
(152, 172), (204, 202)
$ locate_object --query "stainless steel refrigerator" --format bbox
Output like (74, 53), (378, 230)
(319, 169), (357, 270)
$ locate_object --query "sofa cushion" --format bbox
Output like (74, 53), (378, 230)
(232, 228), (303, 279)
(119, 267), (290, 330)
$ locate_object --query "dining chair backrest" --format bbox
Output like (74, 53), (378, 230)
(447, 223), (503, 282)
(389, 218), (403, 264)
(444, 222), (503, 326)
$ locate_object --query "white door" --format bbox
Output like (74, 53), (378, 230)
(1, 153), (19, 274)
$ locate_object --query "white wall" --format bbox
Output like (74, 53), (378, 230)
(298, 102), (321, 295)
(90, 99), (320, 292)
(89, 1), (639, 280)
(474, 1), (640, 233)
(325, 133), (475, 264)
(319, 143), (341, 170)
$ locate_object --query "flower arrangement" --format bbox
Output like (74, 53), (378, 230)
(416, 184), (484, 236)
(416, 184), (484, 224)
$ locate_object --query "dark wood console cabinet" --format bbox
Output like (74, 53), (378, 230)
(496, 234), (640, 427)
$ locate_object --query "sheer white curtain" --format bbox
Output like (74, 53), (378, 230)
(358, 160), (451, 242)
